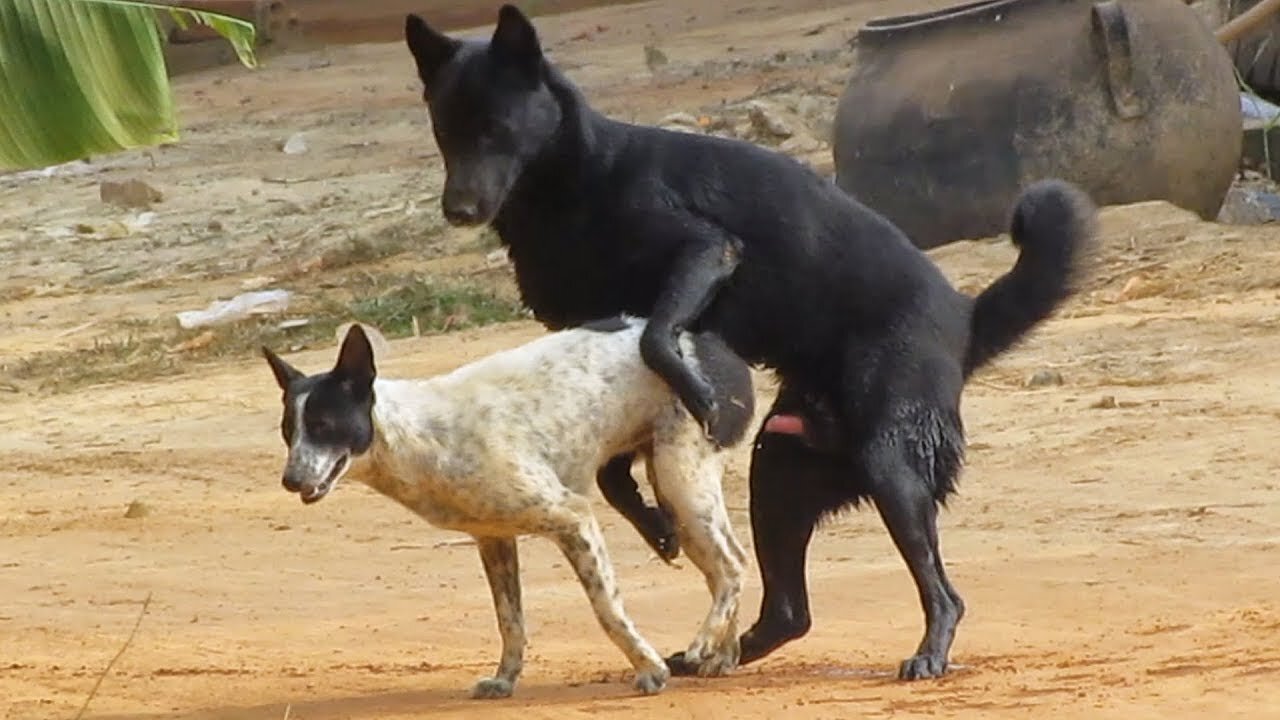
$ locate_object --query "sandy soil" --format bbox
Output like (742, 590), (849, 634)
(3, 1), (1280, 719)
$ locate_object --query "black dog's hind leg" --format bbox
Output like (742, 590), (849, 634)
(640, 234), (742, 434)
(711, 385), (850, 671)
(596, 453), (680, 561)
(865, 437), (965, 680)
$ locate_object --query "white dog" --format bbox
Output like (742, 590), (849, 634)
(261, 316), (754, 698)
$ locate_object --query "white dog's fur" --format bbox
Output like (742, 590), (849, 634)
(264, 317), (752, 698)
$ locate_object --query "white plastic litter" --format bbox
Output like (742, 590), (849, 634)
(281, 133), (309, 155)
(176, 289), (292, 329)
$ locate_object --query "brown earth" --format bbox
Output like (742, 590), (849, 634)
(2, 1), (1279, 719)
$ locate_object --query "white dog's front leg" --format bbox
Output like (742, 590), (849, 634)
(473, 536), (524, 699)
(552, 514), (670, 695)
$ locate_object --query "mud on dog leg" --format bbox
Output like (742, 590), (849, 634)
(473, 536), (525, 699)
(639, 230), (742, 434)
(552, 513), (670, 695)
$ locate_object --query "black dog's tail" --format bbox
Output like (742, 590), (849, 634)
(963, 179), (1097, 378)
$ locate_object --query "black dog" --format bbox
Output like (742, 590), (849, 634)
(404, 5), (1096, 680)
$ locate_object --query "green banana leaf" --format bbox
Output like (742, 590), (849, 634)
(0, 0), (257, 172)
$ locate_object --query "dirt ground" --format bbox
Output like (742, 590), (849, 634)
(3, 1), (1280, 718)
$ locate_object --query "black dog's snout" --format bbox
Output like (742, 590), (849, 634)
(441, 189), (483, 226)
(442, 200), (481, 226)
(281, 473), (303, 493)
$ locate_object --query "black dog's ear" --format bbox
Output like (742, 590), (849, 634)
(489, 4), (542, 77)
(333, 324), (377, 391)
(262, 347), (304, 391)
(405, 13), (460, 86)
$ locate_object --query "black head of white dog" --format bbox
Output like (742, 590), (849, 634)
(262, 325), (377, 504)
(405, 5), (562, 227)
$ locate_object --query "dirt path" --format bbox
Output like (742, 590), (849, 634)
(3, 1), (1280, 719)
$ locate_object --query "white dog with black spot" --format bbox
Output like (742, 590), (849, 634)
(261, 316), (755, 699)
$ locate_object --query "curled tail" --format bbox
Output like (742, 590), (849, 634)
(963, 179), (1098, 377)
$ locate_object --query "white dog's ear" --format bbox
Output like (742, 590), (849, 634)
(334, 324), (377, 390)
(262, 347), (304, 391)
(335, 321), (389, 358)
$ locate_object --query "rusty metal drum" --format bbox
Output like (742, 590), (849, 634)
(833, 0), (1242, 249)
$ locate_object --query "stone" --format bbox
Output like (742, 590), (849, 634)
(746, 101), (794, 140)
(100, 179), (162, 209)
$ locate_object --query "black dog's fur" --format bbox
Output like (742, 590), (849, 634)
(404, 5), (1097, 680)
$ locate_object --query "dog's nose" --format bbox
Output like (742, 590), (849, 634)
(281, 473), (302, 493)
(441, 191), (482, 226)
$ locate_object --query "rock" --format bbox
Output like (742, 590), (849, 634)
(484, 248), (510, 268)
(100, 179), (162, 209)
(167, 330), (216, 354)
(746, 101), (794, 140)
(658, 111), (704, 134)
(124, 500), (152, 519)
(207, 219), (224, 232)
(779, 134), (822, 155)
(659, 111), (700, 127)
(644, 45), (668, 71)
(1090, 395), (1118, 410)
(1217, 186), (1280, 225)
(281, 133), (308, 155)
(1025, 369), (1064, 388)
(1113, 274), (1167, 302)
(793, 95), (827, 121)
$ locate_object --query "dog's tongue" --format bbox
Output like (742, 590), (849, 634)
(763, 414), (806, 436)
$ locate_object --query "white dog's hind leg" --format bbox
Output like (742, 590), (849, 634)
(649, 427), (747, 677)
(473, 536), (524, 699)
(550, 508), (670, 695)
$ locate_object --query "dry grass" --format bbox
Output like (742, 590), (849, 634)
(6, 272), (528, 393)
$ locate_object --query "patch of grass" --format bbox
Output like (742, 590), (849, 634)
(7, 274), (529, 393)
(349, 276), (523, 336)
(7, 330), (182, 391)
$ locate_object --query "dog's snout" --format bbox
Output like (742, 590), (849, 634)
(442, 198), (481, 226)
(281, 473), (303, 493)
(441, 188), (483, 226)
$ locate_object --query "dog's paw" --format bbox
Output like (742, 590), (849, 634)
(677, 375), (720, 435)
(665, 641), (739, 678)
(696, 641), (740, 678)
(471, 677), (515, 699)
(636, 506), (680, 562)
(633, 664), (670, 695)
(652, 531), (681, 562)
(898, 654), (948, 681)
(665, 650), (698, 677)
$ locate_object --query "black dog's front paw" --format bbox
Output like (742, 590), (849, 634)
(664, 651), (698, 677)
(898, 654), (949, 680)
(677, 375), (720, 438)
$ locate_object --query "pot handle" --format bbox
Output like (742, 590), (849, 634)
(1092, 0), (1144, 119)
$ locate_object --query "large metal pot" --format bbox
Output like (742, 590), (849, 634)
(833, 0), (1242, 249)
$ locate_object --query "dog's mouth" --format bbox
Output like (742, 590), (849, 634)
(300, 455), (349, 505)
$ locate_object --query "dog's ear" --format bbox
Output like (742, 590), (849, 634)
(262, 347), (304, 391)
(489, 4), (542, 78)
(405, 13), (460, 87)
(334, 324), (377, 392)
